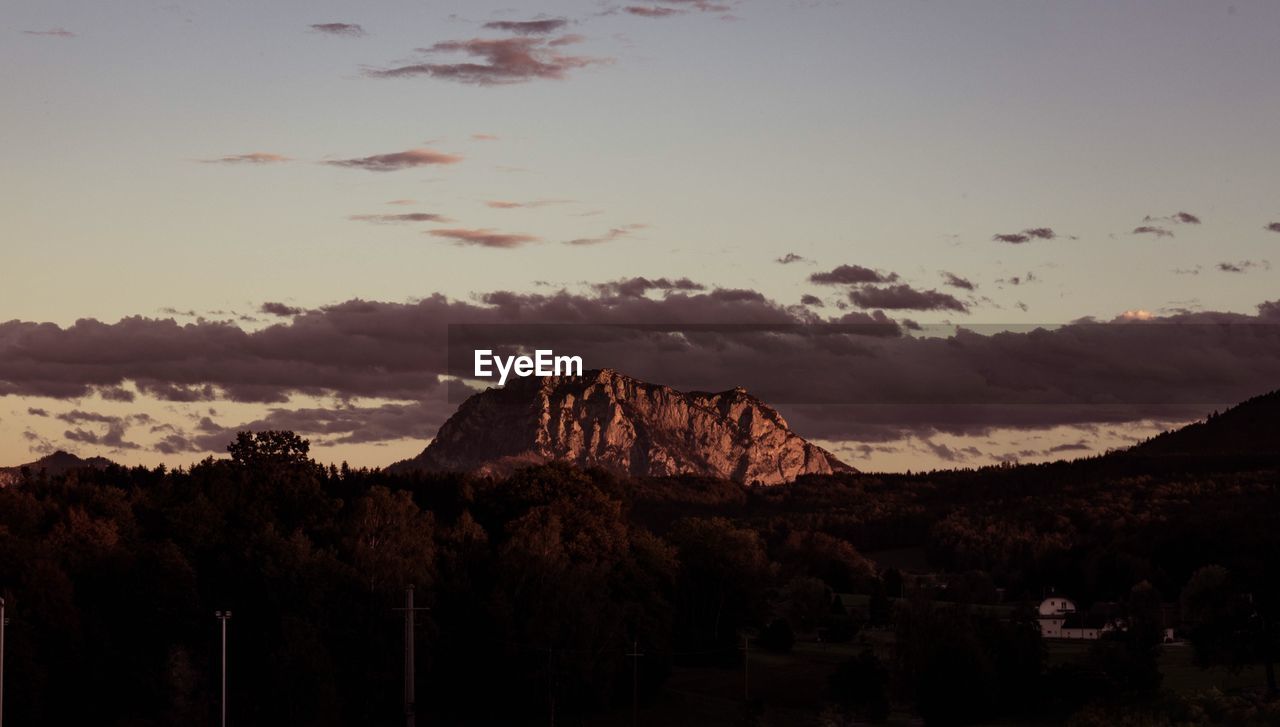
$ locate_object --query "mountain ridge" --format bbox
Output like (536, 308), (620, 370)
(0, 450), (115, 487)
(391, 369), (853, 484)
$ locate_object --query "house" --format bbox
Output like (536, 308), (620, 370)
(1037, 596), (1115, 640)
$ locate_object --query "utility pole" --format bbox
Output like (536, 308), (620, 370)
(625, 639), (644, 727)
(547, 648), (555, 727)
(742, 634), (750, 702)
(215, 610), (232, 727)
(1, 597), (7, 727)
(392, 585), (430, 727)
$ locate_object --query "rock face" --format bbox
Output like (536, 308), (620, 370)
(392, 369), (853, 484)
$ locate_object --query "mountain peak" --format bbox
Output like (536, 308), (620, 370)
(392, 370), (851, 484)
(0, 450), (115, 487)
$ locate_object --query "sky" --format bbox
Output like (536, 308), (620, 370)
(3, 0), (1279, 471)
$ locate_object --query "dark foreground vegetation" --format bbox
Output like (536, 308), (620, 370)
(1, 430), (1278, 725)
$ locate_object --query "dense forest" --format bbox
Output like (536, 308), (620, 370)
(1, 430), (1278, 725)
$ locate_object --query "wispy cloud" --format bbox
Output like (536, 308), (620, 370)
(1132, 225), (1174, 238)
(201, 152), (291, 165)
(366, 36), (607, 85)
(775, 252), (806, 264)
(1144, 211), (1201, 225)
(565, 223), (646, 246)
(349, 212), (451, 224)
(849, 284), (969, 312)
(592, 277), (704, 297)
(809, 265), (898, 285)
(1266, 222), (1280, 234)
(485, 199), (572, 209)
(482, 18), (569, 35)
(430, 227), (540, 248)
(992, 227), (1057, 244)
(22, 28), (75, 38)
(941, 272), (975, 290)
(625, 6), (685, 17)
(471, 133), (500, 141)
(325, 148), (462, 171)
(1217, 260), (1270, 273)
(310, 23), (365, 37)
(260, 302), (305, 317)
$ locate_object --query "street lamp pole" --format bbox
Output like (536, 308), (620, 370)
(215, 610), (232, 727)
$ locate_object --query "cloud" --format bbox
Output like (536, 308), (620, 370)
(22, 28), (75, 38)
(995, 271), (1037, 287)
(325, 148), (462, 171)
(800, 294), (823, 307)
(775, 253), (806, 265)
(430, 228), (540, 248)
(6, 288), (1280, 449)
(310, 23), (365, 37)
(1266, 222), (1280, 234)
(992, 227), (1057, 244)
(591, 277), (705, 298)
(1144, 211), (1202, 225)
(808, 265), (897, 285)
(485, 199), (571, 209)
(482, 19), (569, 35)
(201, 152), (291, 165)
(349, 212), (450, 224)
(652, 0), (734, 12)
(27, 407), (49, 417)
(173, 400), (451, 452)
(63, 422), (140, 450)
(99, 385), (135, 402)
(471, 133), (500, 141)
(53, 410), (150, 451)
(365, 36), (606, 85)
(260, 302), (305, 317)
(1132, 225), (1174, 238)
(941, 272), (974, 290)
(625, 6), (686, 17)
(565, 223), (646, 246)
(386, 198), (416, 206)
(848, 284), (969, 312)
(1217, 260), (1270, 274)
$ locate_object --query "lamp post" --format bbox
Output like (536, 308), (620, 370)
(215, 610), (232, 727)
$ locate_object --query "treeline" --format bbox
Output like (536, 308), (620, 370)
(0, 432), (1277, 724)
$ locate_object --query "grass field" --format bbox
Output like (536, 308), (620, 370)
(578, 637), (1270, 726)
(1046, 640), (1268, 693)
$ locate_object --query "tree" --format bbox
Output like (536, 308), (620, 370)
(227, 430), (311, 468)
(829, 649), (890, 723)
(668, 517), (773, 656)
(1182, 565), (1278, 695)
(759, 618), (795, 653)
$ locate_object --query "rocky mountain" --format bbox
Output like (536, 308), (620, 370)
(1133, 389), (1280, 457)
(0, 450), (115, 487)
(392, 369), (853, 484)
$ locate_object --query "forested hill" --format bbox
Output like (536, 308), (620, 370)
(1133, 389), (1280, 457)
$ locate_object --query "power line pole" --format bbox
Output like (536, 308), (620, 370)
(547, 648), (556, 727)
(1, 597), (7, 727)
(392, 585), (430, 727)
(625, 639), (644, 727)
(215, 610), (232, 727)
(741, 634), (750, 702)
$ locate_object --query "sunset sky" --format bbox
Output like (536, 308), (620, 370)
(4, 0), (1280, 471)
